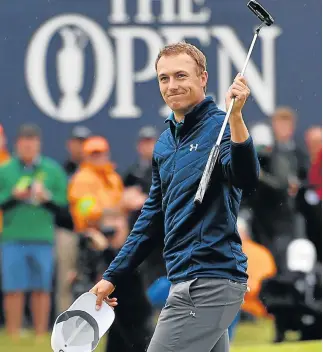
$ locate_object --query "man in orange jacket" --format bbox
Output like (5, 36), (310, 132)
(68, 136), (146, 233)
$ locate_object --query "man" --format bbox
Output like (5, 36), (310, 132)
(0, 124), (67, 340)
(90, 42), (259, 352)
(271, 107), (308, 184)
(68, 136), (146, 229)
(63, 125), (92, 178)
(124, 125), (159, 195)
(246, 122), (300, 269)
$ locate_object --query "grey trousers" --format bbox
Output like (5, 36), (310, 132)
(147, 278), (247, 352)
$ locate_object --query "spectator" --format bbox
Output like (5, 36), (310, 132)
(0, 124), (67, 340)
(63, 126), (92, 178)
(271, 107), (309, 183)
(68, 136), (146, 231)
(247, 122), (300, 272)
(67, 137), (152, 352)
(124, 126), (159, 195)
(55, 126), (91, 314)
(124, 126), (166, 290)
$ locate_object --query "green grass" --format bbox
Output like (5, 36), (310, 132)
(0, 319), (321, 352)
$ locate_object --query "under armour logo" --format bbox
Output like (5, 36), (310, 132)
(190, 311), (196, 317)
(189, 144), (198, 151)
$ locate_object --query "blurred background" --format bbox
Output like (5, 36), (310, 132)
(0, 0), (321, 351)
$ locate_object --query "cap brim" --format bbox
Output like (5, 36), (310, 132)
(51, 293), (115, 352)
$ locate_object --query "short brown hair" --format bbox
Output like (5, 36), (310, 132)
(272, 106), (297, 122)
(155, 41), (207, 75)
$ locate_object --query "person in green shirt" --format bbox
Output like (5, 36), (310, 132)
(0, 124), (67, 340)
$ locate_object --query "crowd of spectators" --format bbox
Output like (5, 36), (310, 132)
(0, 105), (321, 348)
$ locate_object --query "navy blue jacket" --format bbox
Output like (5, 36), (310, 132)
(103, 97), (259, 284)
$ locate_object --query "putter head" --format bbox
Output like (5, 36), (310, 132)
(247, 0), (274, 26)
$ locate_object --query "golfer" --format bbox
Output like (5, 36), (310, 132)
(90, 42), (260, 352)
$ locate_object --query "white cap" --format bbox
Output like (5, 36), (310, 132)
(51, 293), (115, 352)
(287, 239), (317, 273)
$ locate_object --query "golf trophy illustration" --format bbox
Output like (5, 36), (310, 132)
(57, 27), (88, 121)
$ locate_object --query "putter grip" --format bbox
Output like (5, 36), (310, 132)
(194, 144), (221, 205)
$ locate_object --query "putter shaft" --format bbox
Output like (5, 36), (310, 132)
(194, 27), (262, 205)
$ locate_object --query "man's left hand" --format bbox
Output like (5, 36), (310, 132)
(225, 73), (250, 117)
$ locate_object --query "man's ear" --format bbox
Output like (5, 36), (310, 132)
(201, 71), (208, 90)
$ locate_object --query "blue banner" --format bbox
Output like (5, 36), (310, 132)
(0, 0), (321, 170)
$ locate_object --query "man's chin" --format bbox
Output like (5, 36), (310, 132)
(168, 100), (188, 112)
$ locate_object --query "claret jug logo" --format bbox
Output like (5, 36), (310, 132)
(25, 15), (115, 122)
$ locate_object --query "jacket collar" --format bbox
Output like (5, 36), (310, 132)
(165, 96), (216, 124)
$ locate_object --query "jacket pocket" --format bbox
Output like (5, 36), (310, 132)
(229, 241), (248, 272)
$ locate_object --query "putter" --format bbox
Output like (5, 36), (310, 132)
(194, 0), (274, 205)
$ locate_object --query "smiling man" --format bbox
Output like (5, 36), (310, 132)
(90, 42), (259, 352)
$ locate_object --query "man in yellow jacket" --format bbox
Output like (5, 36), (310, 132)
(68, 135), (146, 234)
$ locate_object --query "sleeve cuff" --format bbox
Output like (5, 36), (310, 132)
(102, 274), (118, 287)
